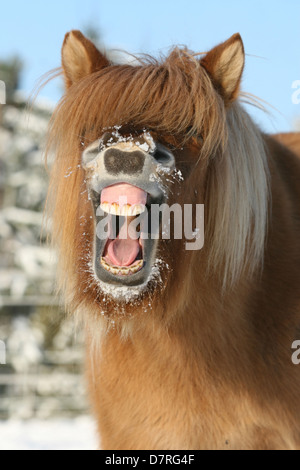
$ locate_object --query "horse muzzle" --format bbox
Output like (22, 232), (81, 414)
(81, 131), (175, 287)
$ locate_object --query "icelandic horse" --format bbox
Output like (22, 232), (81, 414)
(45, 30), (300, 450)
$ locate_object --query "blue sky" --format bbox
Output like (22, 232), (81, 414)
(0, 0), (299, 132)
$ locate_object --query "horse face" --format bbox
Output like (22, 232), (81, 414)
(49, 30), (246, 312)
(82, 129), (176, 288)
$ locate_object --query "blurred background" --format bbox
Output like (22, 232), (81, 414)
(0, 0), (299, 450)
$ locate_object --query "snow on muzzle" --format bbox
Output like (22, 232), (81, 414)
(81, 136), (175, 287)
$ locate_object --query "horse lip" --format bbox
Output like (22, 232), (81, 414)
(90, 178), (165, 202)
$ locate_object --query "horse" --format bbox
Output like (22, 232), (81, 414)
(45, 30), (300, 450)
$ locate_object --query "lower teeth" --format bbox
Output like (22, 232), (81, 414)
(101, 258), (143, 276)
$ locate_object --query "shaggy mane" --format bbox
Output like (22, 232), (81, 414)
(45, 46), (270, 298)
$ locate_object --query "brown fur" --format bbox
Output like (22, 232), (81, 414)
(46, 31), (300, 450)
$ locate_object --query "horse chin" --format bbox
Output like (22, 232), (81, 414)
(92, 243), (165, 306)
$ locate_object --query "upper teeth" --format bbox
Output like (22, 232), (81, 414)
(100, 202), (146, 216)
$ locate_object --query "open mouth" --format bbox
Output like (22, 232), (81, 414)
(90, 179), (164, 287)
(98, 183), (149, 279)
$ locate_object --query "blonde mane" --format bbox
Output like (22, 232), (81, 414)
(206, 103), (270, 286)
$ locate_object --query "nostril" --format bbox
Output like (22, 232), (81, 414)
(152, 143), (175, 169)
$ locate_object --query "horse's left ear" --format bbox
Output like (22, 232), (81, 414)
(61, 30), (110, 89)
(201, 33), (245, 105)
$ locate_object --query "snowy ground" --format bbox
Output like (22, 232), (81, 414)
(0, 417), (98, 450)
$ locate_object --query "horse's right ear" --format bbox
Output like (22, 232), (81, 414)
(61, 30), (110, 89)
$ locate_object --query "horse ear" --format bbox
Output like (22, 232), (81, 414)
(201, 33), (245, 105)
(62, 30), (110, 89)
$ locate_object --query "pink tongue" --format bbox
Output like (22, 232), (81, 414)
(106, 220), (140, 267)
